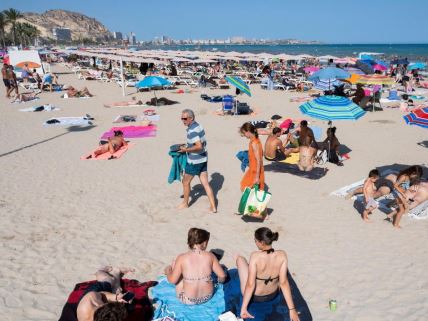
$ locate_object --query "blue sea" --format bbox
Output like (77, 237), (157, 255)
(142, 44), (428, 61)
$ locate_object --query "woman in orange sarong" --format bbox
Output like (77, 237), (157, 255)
(240, 123), (265, 191)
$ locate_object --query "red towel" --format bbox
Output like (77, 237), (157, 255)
(58, 278), (157, 321)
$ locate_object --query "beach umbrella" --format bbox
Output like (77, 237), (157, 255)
(403, 107), (428, 129)
(308, 67), (350, 81)
(225, 76), (251, 97)
(15, 61), (41, 69)
(303, 66), (320, 74)
(312, 78), (342, 91)
(356, 60), (374, 74)
(135, 76), (172, 105)
(355, 74), (395, 85)
(344, 67), (365, 75)
(299, 95), (366, 122)
(408, 62), (426, 70)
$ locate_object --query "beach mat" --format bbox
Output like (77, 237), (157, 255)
(223, 269), (312, 321)
(152, 276), (225, 321)
(43, 116), (93, 127)
(101, 126), (157, 139)
(20, 104), (59, 112)
(81, 143), (134, 160)
(58, 278), (157, 321)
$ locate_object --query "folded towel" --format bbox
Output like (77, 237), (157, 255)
(58, 278), (157, 321)
(152, 276), (225, 321)
(168, 151), (187, 183)
(236, 151), (249, 172)
(81, 143), (134, 160)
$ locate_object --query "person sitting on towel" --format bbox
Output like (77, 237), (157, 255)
(76, 266), (133, 321)
(264, 128), (299, 161)
(88, 131), (127, 159)
(164, 228), (226, 305)
(235, 227), (300, 321)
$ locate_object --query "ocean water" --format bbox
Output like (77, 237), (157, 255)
(143, 44), (428, 60)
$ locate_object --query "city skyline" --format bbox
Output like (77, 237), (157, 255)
(1, 0), (428, 44)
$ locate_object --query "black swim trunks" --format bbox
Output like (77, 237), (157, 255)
(3, 79), (11, 89)
(375, 177), (394, 191)
(265, 150), (286, 162)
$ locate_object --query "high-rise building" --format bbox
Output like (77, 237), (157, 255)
(129, 32), (136, 45)
(112, 32), (123, 40)
(52, 28), (72, 42)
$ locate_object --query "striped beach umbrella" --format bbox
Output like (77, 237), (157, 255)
(225, 76), (251, 96)
(352, 74), (395, 85)
(299, 95), (366, 121)
(403, 107), (428, 129)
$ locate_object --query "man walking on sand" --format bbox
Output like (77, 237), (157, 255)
(178, 109), (217, 213)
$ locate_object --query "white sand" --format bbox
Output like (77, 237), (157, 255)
(1, 64), (427, 321)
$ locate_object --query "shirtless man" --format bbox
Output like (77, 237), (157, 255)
(87, 130), (127, 159)
(2, 64), (12, 98)
(264, 128), (299, 161)
(76, 266), (133, 321)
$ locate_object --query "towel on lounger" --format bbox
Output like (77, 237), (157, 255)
(151, 276), (225, 321)
(223, 269), (312, 321)
(58, 278), (157, 321)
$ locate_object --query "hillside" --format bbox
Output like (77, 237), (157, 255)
(19, 9), (112, 42)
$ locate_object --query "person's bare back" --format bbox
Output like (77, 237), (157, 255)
(264, 135), (283, 159)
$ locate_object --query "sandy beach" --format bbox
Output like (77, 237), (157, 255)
(1, 64), (427, 321)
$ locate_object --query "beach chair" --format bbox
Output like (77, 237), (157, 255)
(222, 95), (235, 114)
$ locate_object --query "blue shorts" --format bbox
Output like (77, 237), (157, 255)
(185, 162), (207, 176)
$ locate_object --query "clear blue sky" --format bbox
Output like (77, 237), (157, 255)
(1, 0), (427, 43)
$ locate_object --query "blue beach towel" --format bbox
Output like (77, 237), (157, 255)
(223, 269), (312, 321)
(236, 150), (249, 172)
(168, 151), (187, 184)
(152, 276), (225, 321)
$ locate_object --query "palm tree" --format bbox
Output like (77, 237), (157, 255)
(0, 12), (8, 48)
(3, 8), (23, 45)
(15, 22), (25, 46)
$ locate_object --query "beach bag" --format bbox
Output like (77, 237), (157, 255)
(238, 184), (271, 218)
(316, 149), (328, 165)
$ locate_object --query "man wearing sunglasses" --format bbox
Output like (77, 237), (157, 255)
(178, 109), (217, 213)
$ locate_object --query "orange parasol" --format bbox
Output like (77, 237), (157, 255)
(15, 61), (41, 69)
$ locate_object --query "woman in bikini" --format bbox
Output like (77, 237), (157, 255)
(236, 227), (300, 321)
(88, 130), (127, 159)
(164, 228), (226, 305)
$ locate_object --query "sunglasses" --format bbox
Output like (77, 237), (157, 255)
(181, 117), (189, 120)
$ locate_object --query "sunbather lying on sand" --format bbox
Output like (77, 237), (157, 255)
(76, 266), (134, 321)
(87, 130), (127, 160)
(146, 97), (179, 106)
(104, 96), (144, 107)
(12, 91), (40, 103)
(65, 86), (93, 98)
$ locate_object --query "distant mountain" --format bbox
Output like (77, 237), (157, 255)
(19, 9), (112, 42)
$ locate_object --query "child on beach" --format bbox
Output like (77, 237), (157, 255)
(362, 169), (380, 222)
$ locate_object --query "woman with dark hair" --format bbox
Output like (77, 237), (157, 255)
(240, 122), (265, 191)
(318, 127), (343, 166)
(164, 228), (226, 305)
(235, 227), (300, 321)
(87, 130), (127, 159)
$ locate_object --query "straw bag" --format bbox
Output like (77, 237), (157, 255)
(238, 184), (271, 218)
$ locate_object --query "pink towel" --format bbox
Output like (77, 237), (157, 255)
(101, 125), (157, 139)
(80, 143), (134, 160)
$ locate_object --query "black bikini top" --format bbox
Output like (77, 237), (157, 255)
(256, 248), (279, 284)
